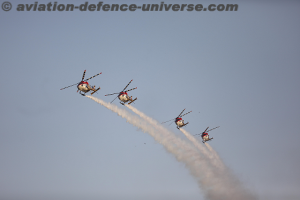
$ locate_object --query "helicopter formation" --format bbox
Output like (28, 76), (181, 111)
(60, 70), (137, 105)
(60, 70), (219, 143)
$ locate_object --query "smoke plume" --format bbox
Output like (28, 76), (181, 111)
(179, 128), (225, 172)
(86, 96), (257, 200)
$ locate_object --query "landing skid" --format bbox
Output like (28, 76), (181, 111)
(79, 91), (86, 96)
(177, 122), (189, 129)
(203, 137), (213, 144)
(91, 87), (100, 95)
(128, 97), (137, 105)
(119, 97), (137, 106)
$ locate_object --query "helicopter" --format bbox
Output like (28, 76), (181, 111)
(195, 126), (220, 143)
(162, 108), (192, 129)
(60, 70), (101, 96)
(105, 80), (137, 105)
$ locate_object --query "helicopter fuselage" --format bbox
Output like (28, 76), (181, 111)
(175, 117), (185, 127)
(202, 132), (213, 143)
(77, 81), (99, 96)
(77, 81), (90, 93)
(118, 92), (131, 102)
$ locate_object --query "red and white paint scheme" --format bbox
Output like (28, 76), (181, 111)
(77, 81), (90, 93)
(105, 80), (137, 105)
(60, 70), (102, 96)
(162, 109), (192, 129)
(196, 126), (220, 143)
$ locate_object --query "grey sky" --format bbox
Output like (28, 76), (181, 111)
(0, 0), (299, 200)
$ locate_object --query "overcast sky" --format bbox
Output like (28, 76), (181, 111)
(0, 0), (300, 200)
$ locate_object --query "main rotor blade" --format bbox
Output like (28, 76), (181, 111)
(81, 70), (86, 81)
(110, 96), (119, 103)
(203, 127), (209, 133)
(180, 110), (192, 117)
(161, 118), (176, 124)
(84, 72), (102, 81)
(177, 109), (186, 118)
(60, 82), (79, 90)
(124, 87), (137, 93)
(122, 80), (133, 92)
(105, 92), (119, 96)
(207, 126), (220, 133)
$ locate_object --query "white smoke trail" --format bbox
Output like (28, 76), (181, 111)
(204, 143), (225, 170)
(179, 128), (224, 171)
(124, 103), (257, 200)
(125, 105), (222, 170)
(86, 95), (207, 173)
(86, 96), (257, 200)
(125, 105), (234, 198)
(125, 105), (192, 147)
